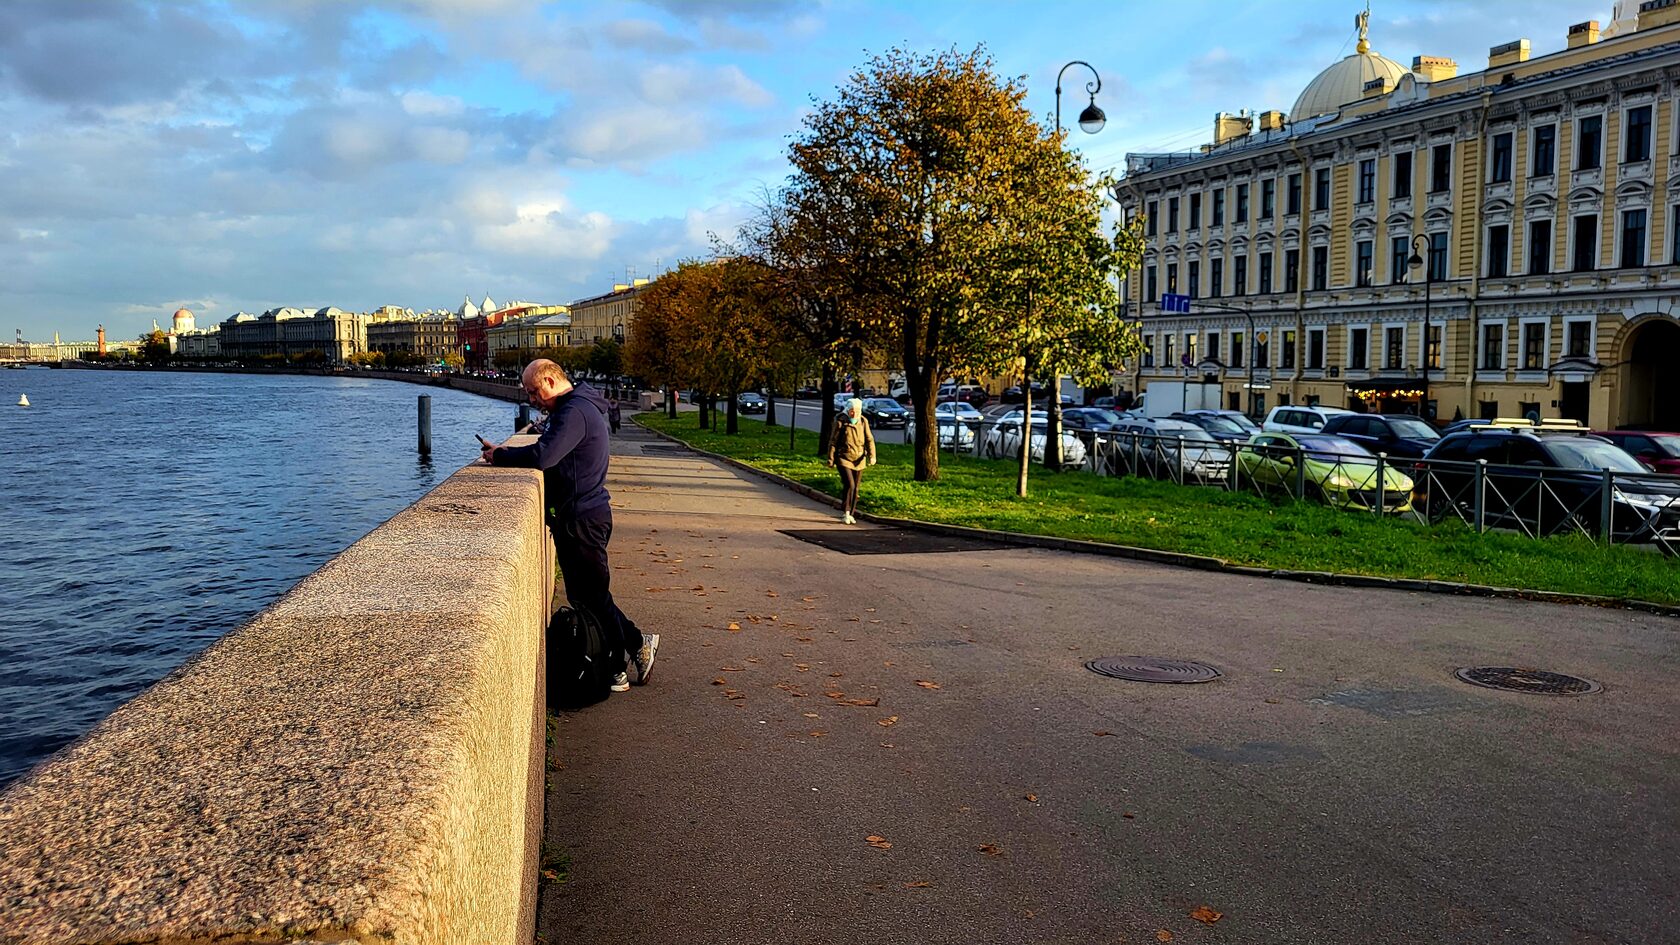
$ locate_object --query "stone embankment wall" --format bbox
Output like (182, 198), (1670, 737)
(0, 444), (553, 945)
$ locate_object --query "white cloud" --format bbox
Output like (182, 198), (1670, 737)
(401, 90), (464, 117)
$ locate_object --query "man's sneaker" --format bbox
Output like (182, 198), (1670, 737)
(634, 633), (660, 685)
(843, 512), (855, 525)
(609, 671), (631, 692)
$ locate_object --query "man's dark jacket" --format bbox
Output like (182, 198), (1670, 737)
(491, 383), (613, 523)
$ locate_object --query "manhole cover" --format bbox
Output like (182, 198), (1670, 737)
(1454, 667), (1603, 695)
(1086, 657), (1221, 684)
(779, 528), (1004, 555)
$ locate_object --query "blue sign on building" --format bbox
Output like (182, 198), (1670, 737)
(1159, 293), (1191, 314)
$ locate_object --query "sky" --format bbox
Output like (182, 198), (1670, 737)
(0, 0), (1616, 342)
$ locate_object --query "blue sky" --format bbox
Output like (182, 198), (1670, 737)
(0, 0), (1612, 341)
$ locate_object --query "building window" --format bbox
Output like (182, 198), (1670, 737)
(1621, 208), (1647, 267)
(1285, 248), (1300, 293)
(1256, 334), (1269, 367)
(1259, 251), (1273, 294)
(1390, 236), (1409, 284)
(1146, 201), (1158, 236)
(1164, 334), (1175, 366)
(1577, 114), (1602, 170)
(1287, 173), (1302, 215)
(1673, 206), (1680, 264)
(1392, 150), (1412, 199)
(1261, 178), (1276, 218)
(1489, 132), (1513, 183)
(1166, 263), (1178, 293)
(1281, 330), (1296, 369)
(1308, 328), (1325, 369)
(1358, 158), (1376, 203)
(1311, 246), (1328, 291)
(1482, 323), (1505, 370)
(1314, 168), (1330, 209)
(1188, 192), (1201, 231)
(1425, 324), (1441, 370)
(1486, 225), (1509, 277)
(1384, 326), (1405, 370)
(1428, 232), (1448, 281)
(1211, 189), (1224, 225)
(1231, 332), (1244, 368)
(1186, 332), (1198, 363)
(1479, 400), (1500, 420)
(1210, 258), (1223, 298)
(1207, 332), (1221, 361)
(1625, 105), (1653, 163)
(1532, 124), (1556, 177)
(1566, 320), (1592, 358)
(1235, 183), (1250, 223)
(1234, 255), (1248, 295)
(1188, 260), (1200, 298)
(1143, 335), (1155, 367)
(1430, 142), (1452, 192)
(1167, 196), (1179, 232)
(1522, 323), (1546, 370)
(1146, 265), (1158, 301)
(1573, 214), (1597, 271)
(1349, 327), (1368, 370)
(1356, 240), (1374, 287)
(1528, 219), (1552, 275)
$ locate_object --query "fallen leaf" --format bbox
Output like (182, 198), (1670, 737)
(801, 596), (816, 602)
(1122, 812), (1135, 819)
(1024, 793), (1038, 802)
(977, 843), (1003, 857)
(904, 880), (934, 888)
(1093, 730), (1113, 737)
(701, 642), (714, 648)
(825, 690), (846, 699)
(878, 716), (899, 727)
(847, 616), (861, 622)
(809, 731), (828, 738)
(865, 835), (892, 850)
(865, 607), (876, 612)
(795, 663), (810, 672)
(719, 665), (744, 671)
(781, 652), (795, 657)
(841, 697), (880, 706)
(1190, 905), (1223, 924)
(711, 677), (726, 686)
(766, 590), (779, 597)
(828, 672), (843, 678)
(1156, 932), (1174, 943)
(726, 622), (741, 631)
(916, 680), (942, 690)
(802, 712), (820, 718)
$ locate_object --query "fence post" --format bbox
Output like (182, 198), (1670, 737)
(1473, 459), (1487, 533)
(1176, 435), (1185, 485)
(1375, 452), (1387, 515)
(1294, 446), (1307, 500)
(1599, 467), (1614, 544)
(1230, 441), (1240, 492)
(1130, 432), (1140, 478)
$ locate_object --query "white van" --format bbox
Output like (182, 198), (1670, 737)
(1261, 405), (1356, 435)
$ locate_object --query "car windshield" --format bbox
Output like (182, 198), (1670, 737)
(1191, 415), (1247, 434)
(1082, 409), (1123, 424)
(1294, 435), (1375, 460)
(1545, 439), (1647, 472)
(868, 399), (900, 410)
(1648, 436), (1680, 458)
(1221, 413), (1261, 432)
(1388, 418), (1440, 440)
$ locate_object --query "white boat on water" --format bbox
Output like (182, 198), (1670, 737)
(17, 394), (28, 407)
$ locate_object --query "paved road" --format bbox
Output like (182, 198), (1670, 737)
(538, 418), (1679, 945)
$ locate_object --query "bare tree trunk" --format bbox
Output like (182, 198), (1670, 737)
(727, 390), (739, 434)
(906, 339), (940, 482)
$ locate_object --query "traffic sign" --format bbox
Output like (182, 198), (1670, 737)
(1159, 293), (1191, 313)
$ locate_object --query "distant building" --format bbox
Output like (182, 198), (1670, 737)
(217, 307), (367, 364)
(368, 312), (462, 361)
(567, 280), (649, 346)
(1115, 3), (1680, 429)
(486, 311), (571, 364)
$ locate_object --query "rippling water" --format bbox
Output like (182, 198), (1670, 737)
(0, 368), (520, 787)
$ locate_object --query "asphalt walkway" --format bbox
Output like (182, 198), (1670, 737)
(537, 416), (1679, 945)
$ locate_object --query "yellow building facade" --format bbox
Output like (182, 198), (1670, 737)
(1116, 6), (1680, 430)
(567, 280), (648, 346)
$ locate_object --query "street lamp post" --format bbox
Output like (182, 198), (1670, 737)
(1045, 59), (1106, 469)
(1406, 234), (1434, 420)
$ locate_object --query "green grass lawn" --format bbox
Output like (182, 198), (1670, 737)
(636, 412), (1680, 606)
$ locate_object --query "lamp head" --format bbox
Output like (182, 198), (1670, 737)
(1077, 99), (1107, 134)
(1407, 252), (1424, 271)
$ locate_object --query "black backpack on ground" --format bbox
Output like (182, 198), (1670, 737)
(547, 605), (619, 710)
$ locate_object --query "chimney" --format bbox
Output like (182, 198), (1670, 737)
(1567, 20), (1600, 47)
(1412, 55), (1459, 81)
(1362, 76), (1393, 99)
(1259, 109), (1286, 131)
(1488, 39), (1531, 69)
(1213, 110), (1254, 147)
(1639, 0), (1680, 30)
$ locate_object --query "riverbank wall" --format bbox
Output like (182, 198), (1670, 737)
(0, 444), (554, 944)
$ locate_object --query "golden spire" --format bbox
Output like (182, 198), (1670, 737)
(1356, 3), (1371, 54)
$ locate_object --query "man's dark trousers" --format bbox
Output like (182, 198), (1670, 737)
(552, 507), (642, 658)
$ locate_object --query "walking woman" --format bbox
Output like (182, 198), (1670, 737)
(826, 397), (876, 524)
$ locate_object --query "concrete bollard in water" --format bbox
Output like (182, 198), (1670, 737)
(516, 404), (535, 431)
(418, 394), (433, 456)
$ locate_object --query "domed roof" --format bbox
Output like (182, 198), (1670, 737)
(1291, 17), (1408, 121)
(173, 307), (192, 319)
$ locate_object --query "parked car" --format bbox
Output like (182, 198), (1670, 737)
(906, 416), (976, 451)
(794, 386), (822, 400)
(1238, 432), (1414, 512)
(1438, 418), (1493, 435)
(1170, 410), (1258, 443)
(1000, 382), (1075, 405)
(1261, 405), (1358, 435)
(1593, 430), (1680, 475)
(978, 411), (1088, 466)
(1417, 427), (1679, 538)
(1320, 413), (1441, 459)
(1062, 407), (1127, 433)
(736, 392), (767, 414)
(862, 397), (908, 428)
(1105, 416), (1231, 482)
(936, 383), (990, 408)
(935, 401), (985, 425)
(833, 392), (855, 411)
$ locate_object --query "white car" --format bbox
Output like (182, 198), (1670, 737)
(906, 417), (976, 450)
(979, 412), (1088, 466)
(1103, 417), (1232, 482)
(936, 401), (985, 424)
(1261, 405), (1356, 435)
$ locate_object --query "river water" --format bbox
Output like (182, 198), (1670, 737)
(0, 368), (520, 787)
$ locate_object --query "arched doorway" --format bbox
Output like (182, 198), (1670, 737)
(1619, 317), (1680, 430)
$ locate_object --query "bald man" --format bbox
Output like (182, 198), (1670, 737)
(482, 359), (656, 693)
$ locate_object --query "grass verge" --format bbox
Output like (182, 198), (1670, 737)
(636, 412), (1680, 607)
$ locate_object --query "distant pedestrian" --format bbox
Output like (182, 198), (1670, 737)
(826, 397), (876, 525)
(482, 359), (656, 694)
(608, 399), (622, 433)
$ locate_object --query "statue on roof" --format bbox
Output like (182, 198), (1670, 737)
(1355, 4), (1371, 54)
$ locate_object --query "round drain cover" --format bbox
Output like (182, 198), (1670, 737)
(1454, 667), (1603, 695)
(1086, 657), (1221, 684)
